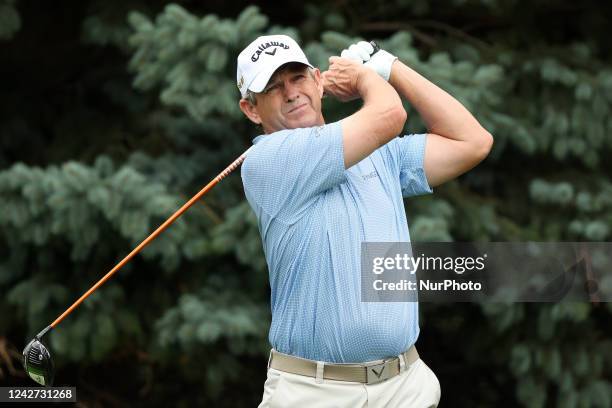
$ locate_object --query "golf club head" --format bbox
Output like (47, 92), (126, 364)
(22, 327), (54, 387)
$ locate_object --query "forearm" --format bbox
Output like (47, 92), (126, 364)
(324, 58), (407, 168)
(359, 69), (407, 147)
(360, 70), (405, 127)
(389, 61), (490, 142)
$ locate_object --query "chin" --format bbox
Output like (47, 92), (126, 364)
(289, 114), (318, 129)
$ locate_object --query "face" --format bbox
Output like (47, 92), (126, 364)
(239, 63), (325, 134)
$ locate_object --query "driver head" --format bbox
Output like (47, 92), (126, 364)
(23, 337), (54, 386)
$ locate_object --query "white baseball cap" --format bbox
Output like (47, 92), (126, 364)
(236, 34), (313, 98)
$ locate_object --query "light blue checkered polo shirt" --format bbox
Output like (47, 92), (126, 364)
(241, 120), (432, 363)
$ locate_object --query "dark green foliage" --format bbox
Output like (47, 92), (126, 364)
(0, 0), (20, 40)
(1, 0), (611, 406)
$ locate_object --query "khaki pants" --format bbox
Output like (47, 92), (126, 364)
(257, 357), (441, 407)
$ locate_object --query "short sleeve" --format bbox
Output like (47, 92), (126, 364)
(383, 133), (432, 197)
(241, 121), (346, 222)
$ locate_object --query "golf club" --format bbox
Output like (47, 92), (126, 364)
(23, 147), (251, 386)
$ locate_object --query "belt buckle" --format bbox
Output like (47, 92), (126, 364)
(365, 359), (393, 384)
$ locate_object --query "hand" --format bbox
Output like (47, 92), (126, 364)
(340, 41), (397, 81)
(321, 56), (368, 102)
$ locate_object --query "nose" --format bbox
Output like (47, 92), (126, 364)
(283, 81), (300, 102)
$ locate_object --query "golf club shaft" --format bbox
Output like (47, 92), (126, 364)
(50, 147), (251, 328)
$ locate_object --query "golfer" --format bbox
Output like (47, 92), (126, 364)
(237, 34), (492, 407)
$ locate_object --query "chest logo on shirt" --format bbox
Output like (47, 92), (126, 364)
(362, 170), (379, 181)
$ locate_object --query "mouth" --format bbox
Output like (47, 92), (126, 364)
(287, 104), (308, 115)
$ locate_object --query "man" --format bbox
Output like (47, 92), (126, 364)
(237, 34), (492, 407)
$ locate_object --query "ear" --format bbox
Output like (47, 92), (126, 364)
(312, 68), (324, 98)
(239, 98), (262, 125)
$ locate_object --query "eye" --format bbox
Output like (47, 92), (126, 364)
(264, 83), (280, 93)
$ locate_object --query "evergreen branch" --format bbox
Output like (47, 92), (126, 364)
(360, 21), (437, 47)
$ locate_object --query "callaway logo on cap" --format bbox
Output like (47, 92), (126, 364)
(236, 34), (313, 98)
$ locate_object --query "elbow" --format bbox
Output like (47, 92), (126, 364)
(475, 130), (494, 162)
(395, 105), (408, 134)
(387, 104), (408, 137)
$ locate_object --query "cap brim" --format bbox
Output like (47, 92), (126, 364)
(248, 58), (314, 93)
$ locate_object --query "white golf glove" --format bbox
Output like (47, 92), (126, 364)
(340, 41), (397, 81)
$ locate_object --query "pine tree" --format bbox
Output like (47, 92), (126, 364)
(1, 1), (610, 406)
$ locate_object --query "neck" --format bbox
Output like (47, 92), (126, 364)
(263, 116), (326, 134)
